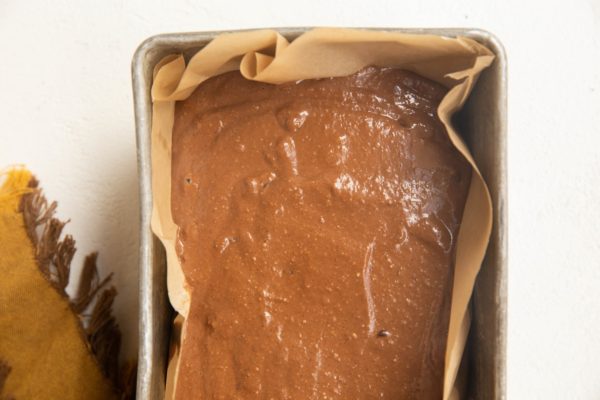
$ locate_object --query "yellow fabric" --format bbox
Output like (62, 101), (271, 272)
(0, 169), (116, 400)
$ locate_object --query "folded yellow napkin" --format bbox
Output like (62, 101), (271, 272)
(0, 168), (133, 400)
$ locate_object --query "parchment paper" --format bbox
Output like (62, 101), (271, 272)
(150, 28), (494, 400)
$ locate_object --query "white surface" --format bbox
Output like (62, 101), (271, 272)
(1, 0), (599, 398)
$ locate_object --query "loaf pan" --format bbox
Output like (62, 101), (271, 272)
(131, 27), (507, 400)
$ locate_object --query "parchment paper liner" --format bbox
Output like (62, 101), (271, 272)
(150, 28), (494, 399)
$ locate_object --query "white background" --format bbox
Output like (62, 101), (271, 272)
(1, 0), (599, 398)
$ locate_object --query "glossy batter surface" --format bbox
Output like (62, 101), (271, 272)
(171, 67), (471, 399)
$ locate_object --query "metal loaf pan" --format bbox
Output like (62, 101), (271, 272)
(132, 27), (507, 400)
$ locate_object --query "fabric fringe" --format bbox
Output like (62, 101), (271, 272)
(18, 177), (134, 398)
(72, 253), (112, 314)
(0, 359), (13, 400)
(118, 361), (137, 400)
(87, 286), (121, 384)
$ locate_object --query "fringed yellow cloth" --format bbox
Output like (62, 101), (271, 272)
(0, 168), (133, 400)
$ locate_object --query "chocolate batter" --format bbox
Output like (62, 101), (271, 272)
(171, 67), (471, 399)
